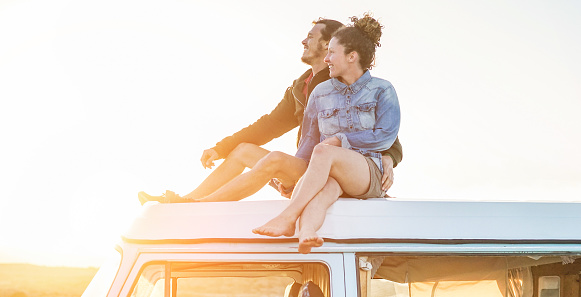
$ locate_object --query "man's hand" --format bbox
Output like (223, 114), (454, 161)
(200, 148), (220, 169)
(269, 178), (293, 198)
(381, 155), (395, 192)
(277, 182), (293, 199)
(321, 136), (341, 146)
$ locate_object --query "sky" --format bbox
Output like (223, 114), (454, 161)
(0, 0), (580, 268)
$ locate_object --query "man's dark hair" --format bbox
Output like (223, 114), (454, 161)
(313, 18), (344, 42)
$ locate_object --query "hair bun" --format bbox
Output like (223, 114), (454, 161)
(350, 13), (383, 48)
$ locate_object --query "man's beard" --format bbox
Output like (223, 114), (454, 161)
(301, 43), (325, 65)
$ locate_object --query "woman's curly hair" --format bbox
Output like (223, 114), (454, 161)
(333, 13), (384, 70)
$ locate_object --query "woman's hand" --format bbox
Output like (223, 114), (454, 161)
(381, 155), (394, 192)
(321, 136), (341, 146)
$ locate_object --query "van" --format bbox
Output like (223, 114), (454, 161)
(81, 199), (581, 297)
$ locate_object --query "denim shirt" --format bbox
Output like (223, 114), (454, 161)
(295, 71), (401, 174)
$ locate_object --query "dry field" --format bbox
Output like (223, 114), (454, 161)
(0, 263), (97, 297)
(0, 264), (291, 297)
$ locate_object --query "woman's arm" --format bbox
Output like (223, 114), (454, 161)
(295, 97), (321, 162)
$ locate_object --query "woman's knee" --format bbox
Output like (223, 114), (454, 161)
(311, 144), (336, 162)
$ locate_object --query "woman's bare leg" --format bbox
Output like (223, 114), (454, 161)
(298, 177), (342, 253)
(252, 144), (371, 236)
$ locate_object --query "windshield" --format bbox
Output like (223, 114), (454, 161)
(130, 261), (330, 297)
(81, 248), (122, 297)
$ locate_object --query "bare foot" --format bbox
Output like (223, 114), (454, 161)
(252, 215), (296, 237)
(298, 228), (324, 254)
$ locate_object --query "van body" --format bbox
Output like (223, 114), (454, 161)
(81, 199), (581, 297)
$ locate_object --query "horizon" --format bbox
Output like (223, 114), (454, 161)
(1, 0), (580, 268)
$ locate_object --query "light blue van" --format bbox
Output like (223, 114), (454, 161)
(81, 199), (581, 297)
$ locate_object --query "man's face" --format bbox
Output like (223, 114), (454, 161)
(301, 23), (327, 66)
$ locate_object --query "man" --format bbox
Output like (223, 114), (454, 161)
(139, 18), (402, 204)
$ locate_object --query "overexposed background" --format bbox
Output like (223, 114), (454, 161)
(1, 0), (580, 267)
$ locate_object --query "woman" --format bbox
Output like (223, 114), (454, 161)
(252, 14), (401, 253)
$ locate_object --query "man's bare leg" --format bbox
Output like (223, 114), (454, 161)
(183, 143), (269, 199)
(253, 144), (371, 236)
(297, 177), (342, 254)
(195, 152), (308, 202)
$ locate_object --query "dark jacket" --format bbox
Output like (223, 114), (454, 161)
(212, 68), (403, 167)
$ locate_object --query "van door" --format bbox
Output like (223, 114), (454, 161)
(356, 254), (581, 297)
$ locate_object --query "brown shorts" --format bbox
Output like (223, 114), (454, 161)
(343, 157), (385, 199)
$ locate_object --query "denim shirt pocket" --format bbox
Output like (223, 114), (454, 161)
(356, 102), (376, 129)
(318, 108), (341, 135)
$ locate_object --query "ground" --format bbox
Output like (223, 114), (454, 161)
(0, 264), (97, 297)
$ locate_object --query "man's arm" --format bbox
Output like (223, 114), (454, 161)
(381, 137), (402, 167)
(210, 86), (299, 160)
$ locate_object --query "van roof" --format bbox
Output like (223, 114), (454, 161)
(122, 199), (581, 244)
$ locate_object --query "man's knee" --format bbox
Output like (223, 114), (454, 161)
(228, 143), (262, 167)
(253, 151), (306, 185)
(257, 151), (289, 174)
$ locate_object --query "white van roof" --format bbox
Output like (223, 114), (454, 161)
(122, 199), (581, 244)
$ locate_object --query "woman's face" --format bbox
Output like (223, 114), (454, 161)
(324, 37), (350, 78)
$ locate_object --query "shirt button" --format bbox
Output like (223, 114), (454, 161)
(346, 110), (350, 113)
(349, 125), (353, 129)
